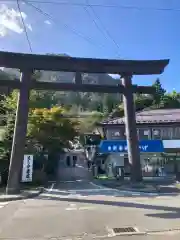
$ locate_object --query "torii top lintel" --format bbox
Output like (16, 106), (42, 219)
(0, 51), (169, 75)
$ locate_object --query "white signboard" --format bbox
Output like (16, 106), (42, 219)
(21, 155), (33, 182)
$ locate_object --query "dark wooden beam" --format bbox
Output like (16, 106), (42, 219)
(0, 51), (169, 75)
(0, 80), (20, 88)
(33, 82), (156, 94)
(33, 82), (125, 93)
(132, 85), (156, 94)
(0, 80), (156, 94)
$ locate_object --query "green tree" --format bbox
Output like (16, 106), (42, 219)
(79, 111), (104, 134)
(2, 89), (58, 111)
(2, 91), (79, 156)
(134, 94), (154, 111)
(152, 78), (166, 105)
(110, 94), (153, 118)
(27, 106), (78, 153)
(30, 90), (58, 109)
(0, 91), (80, 177)
(159, 91), (180, 108)
(103, 93), (121, 113)
(0, 114), (15, 159)
(27, 107), (79, 175)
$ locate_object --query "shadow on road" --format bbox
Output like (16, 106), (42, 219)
(146, 212), (180, 219)
(157, 185), (180, 194)
(38, 192), (180, 220)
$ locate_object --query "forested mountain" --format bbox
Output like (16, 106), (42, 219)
(1, 64), (180, 120)
(0, 67), (122, 113)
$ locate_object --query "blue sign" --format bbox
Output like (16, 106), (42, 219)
(99, 140), (164, 153)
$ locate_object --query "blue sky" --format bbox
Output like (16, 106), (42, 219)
(0, 0), (179, 91)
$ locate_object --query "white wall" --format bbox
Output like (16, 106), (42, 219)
(105, 153), (124, 167)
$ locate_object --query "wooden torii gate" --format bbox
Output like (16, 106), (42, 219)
(0, 51), (169, 194)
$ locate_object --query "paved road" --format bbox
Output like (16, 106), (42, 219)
(1, 179), (180, 239)
(43, 180), (160, 199)
(58, 157), (92, 182)
(1, 162), (180, 239)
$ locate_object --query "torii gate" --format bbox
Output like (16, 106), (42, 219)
(0, 51), (169, 194)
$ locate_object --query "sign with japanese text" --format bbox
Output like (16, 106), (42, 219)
(99, 140), (164, 153)
(21, 155), (33, 182)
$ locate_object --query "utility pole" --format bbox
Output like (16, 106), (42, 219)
(6, 69), (32, 194)
(121, 75), (142, 182)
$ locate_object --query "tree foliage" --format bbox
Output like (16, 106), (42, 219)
(28, 106), (78, 153)
(2, 90), (58, 111)
(110, 79), (180, 118)
(78, 111), (105, 134)
(0, 90), (79, 163)
(152, 78), (166, 105)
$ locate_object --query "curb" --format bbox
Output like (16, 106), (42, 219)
(0, 187), (44, 202)
(117, 186), (158, 193)
(94, 180), (159, 193)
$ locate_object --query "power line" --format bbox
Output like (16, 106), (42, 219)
(25, 1), (108, 50)
(85, 0), (121, 57)
(16, 0), (33, 52)
(4, 0), (180, 12)
(83, 5), (115, 55)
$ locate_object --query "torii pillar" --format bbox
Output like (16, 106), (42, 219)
(121, 75), (142, 182)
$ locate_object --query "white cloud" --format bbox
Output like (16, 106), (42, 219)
(20, 11), (27, 20)
(0, 25), (7, 37)
(44, 20), (51, 25)
(0, 4), (32, 37)
(26, 23), (32, 31)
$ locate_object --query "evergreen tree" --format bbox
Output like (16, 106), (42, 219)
(152, 78), (166, 104)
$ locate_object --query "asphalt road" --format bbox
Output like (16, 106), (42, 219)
(0, 179), (180, 239)
(57, 157), (92, 182)
(1, 162), (180, 239)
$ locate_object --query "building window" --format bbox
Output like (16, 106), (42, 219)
(138, 129), (151, 140)
(72, 155), (77, 167)
(172, 127), (180, 139)
(153, 128), (174, 140)
(66, 156), (71, 167)
(152, 129), (161, 140)
(161, 128), (172, 140)
(111, 129), (125, 139)
(114, 131), (121, 137)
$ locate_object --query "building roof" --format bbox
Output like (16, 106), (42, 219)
(100, 109), (180, 125)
